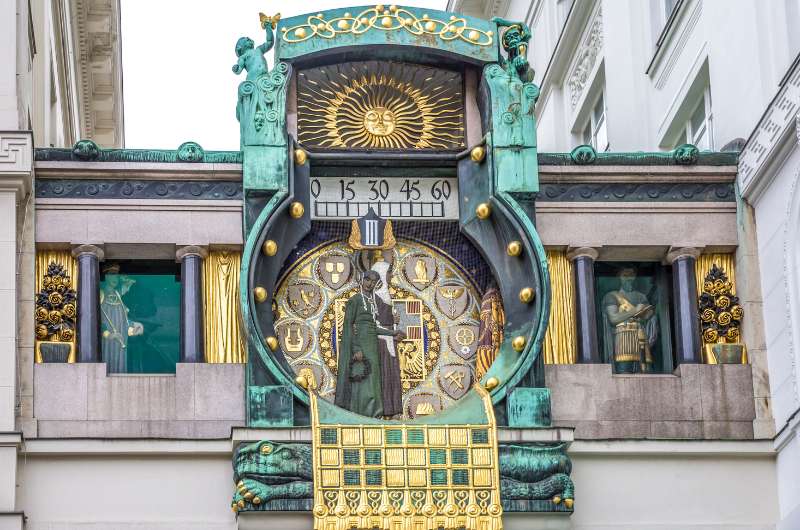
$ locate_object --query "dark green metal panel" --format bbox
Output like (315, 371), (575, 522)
(507, 387), (552, 427)
(249, 386), (295, 427)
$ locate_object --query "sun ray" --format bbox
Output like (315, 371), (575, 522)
(297, 61), (464, 149)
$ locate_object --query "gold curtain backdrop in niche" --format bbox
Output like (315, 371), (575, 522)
(203, 251), (246, 363)
(695, 253), (736, 296)
(35, 249), (78, 363)
(695, 253), (737, 364)
(543, 250), (577, 364)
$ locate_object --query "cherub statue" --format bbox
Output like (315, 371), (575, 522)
(492, 17), (534, 82)
(232, 13), (280, 81)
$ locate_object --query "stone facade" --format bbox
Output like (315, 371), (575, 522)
(33, 363), (245, 438)
(548, 364), (755, 440)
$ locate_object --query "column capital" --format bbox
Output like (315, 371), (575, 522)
(566, 246), (600, 261)
(71, 244), (105, 260)
(666, 246), (701, 264)
(176, 245), (208, 261)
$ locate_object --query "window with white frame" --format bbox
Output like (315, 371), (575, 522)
(664, 0), (679, 20)
(683, 88), (713, 150)
(581, 93), (609, 151)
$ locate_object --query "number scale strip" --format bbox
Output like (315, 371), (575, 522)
(310, 176), (459, 221)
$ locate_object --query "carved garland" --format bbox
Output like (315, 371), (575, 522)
(567, 9), (603, 110)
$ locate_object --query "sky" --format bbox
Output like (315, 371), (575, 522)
(121, 0), (448, 150)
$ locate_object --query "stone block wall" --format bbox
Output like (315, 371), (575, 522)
(546, 364), (756, 440)
(33, 363), (245, 438)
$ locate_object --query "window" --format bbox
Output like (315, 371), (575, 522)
(581, 93), (609, 151)
(100, 261), (181, 374)
(664, 0), (679, 19)
(683, 88), (713, 149)
(594, 262), (674, 374)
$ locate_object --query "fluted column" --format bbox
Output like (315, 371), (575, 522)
(177, 246), (207, 363)
(71, 245), (104, 363)
(667, 247), (702, 364)
(567, 247), (601, 363)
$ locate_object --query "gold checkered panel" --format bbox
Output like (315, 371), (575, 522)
(310, 388), (503, 530)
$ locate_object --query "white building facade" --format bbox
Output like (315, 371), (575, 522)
(449, 0), (799, 153)
(447, 0), (800, 527)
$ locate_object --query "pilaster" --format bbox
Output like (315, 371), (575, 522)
(0, 132), (32, 526)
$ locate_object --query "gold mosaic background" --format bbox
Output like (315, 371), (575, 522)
(274, 239), (483, 418)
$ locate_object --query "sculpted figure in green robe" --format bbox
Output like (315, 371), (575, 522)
(334, 271), (405, 418)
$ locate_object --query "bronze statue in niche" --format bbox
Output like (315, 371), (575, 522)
(601, 267), (657, 373)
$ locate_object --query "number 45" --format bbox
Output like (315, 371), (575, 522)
(401, 179), (420, 201)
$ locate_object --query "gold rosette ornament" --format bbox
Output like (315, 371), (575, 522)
(35, 307), (49, 321)
(48, 291), (64, 305)
(59, 327), (74, 342)
(35, 261), (78, 360)
(62, 303), (76, 318)
(703, 328), (718, 343)
(698, 263), (745, 364)
(48, 310), (62, 325)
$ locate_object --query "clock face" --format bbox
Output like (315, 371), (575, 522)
(271, 238), (487, 419)
(241, 56), (547, 419)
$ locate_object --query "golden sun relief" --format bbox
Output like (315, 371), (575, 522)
(297, 61), (465, 150)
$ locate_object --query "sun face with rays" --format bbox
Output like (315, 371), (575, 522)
(297, 62), (465, 150)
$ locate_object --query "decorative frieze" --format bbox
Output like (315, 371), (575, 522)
(36, 179), (243, 200)
(738, 61), (800, 199)
(539, 182), (734, 202)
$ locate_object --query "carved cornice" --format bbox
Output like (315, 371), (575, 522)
(445, 0), (500, 19)
(566, 5), (603, 110)
(70, 0), (124, 147)
(738, 55), (800, 201)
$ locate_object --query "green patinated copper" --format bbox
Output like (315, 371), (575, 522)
(481, 19), (539, 195)
(231, 441), (574, 513)
(34, 140), (243, 164)
(544, 145), (738, 166)
(473, 21), (549, 403)
(31, 144), (737, 166)
(274, 6), (498, 64)
(508, 387), (551, 428)
(231, 7), (578, 514)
